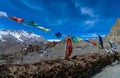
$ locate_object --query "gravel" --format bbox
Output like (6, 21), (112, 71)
(92, 62), (120, 78)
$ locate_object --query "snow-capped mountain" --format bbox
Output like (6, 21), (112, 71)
(0, 30), (47, 43)
(0, 30), (47, 54)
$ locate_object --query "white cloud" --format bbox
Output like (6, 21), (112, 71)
(90, 33), (98, 37)
(83, 20), (96, 30)
(81, 33), (97, 38)
(71, 0), (81, 8)
(48, 18), (69, 26)
(23, 0), (44, 10)
(85, 20), (95, 25)
(74, 2), (81, 8)
(57, 19), (64, 25)
(81, 33), (105, 38)
(47, 39), (61, 42)
(0, 11), (8, 18)
(80, 7), (95, 17)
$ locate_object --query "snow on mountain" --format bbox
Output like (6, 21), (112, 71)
(0, 30), (47, 54)
(47, 39), (61, 42)
(0, 30), (47, 43)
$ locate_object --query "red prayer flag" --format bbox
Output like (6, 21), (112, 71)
(90, 39), (97, 46)
(10, 16), (24, 23)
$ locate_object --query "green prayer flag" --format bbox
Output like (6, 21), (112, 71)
(72, 36), (78, 43)
(24, 21), (50, 32)
(24, 21), (38, 27)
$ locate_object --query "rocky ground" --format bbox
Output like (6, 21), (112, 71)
(0, 53), (118, 78)
(93, 62), (120, 78)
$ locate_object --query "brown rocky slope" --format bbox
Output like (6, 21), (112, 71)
(0, 53), (118, 78)
(106, 18), (120, 42)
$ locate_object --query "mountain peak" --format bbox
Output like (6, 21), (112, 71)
(110, 18), (120, 36)
(0, 30), (46, 43)
(116, 18), (120, 24)
(0, 30), (47, 54)
(106, 18), (120, 41)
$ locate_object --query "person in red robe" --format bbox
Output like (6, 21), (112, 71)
(64, 35), (73, 60)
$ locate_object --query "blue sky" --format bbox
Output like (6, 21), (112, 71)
(0, 0), (120, 40)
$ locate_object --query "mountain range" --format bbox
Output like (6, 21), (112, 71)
(0, 30), (47, 54)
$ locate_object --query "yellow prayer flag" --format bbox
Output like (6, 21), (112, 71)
(37, 26), (50, 32)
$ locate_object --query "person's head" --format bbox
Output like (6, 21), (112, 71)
(67, 34), (71, 39)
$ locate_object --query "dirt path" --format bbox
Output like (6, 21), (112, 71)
(92, 62), (120, 78)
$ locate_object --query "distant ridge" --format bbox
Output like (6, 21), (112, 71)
(0, 30), (47, 54)
(106, 18), (120, 41)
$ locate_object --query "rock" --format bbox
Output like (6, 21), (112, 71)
(45, 41), (58, 49)
(0, 53), (118, 78)
(106, 18), (120, 41)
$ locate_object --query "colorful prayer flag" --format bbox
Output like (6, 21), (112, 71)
(24, 21), (37, 26)
(10, 16), (24, 23)
(55, 32), (62, 38)
(77, 37), (83, 41)
(98, 35), (104, 49)
(72, 36), (78, 43)
(90, 39), (97, 46)
(24, 21), (50, 32)
(37, 26), (50, 32)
